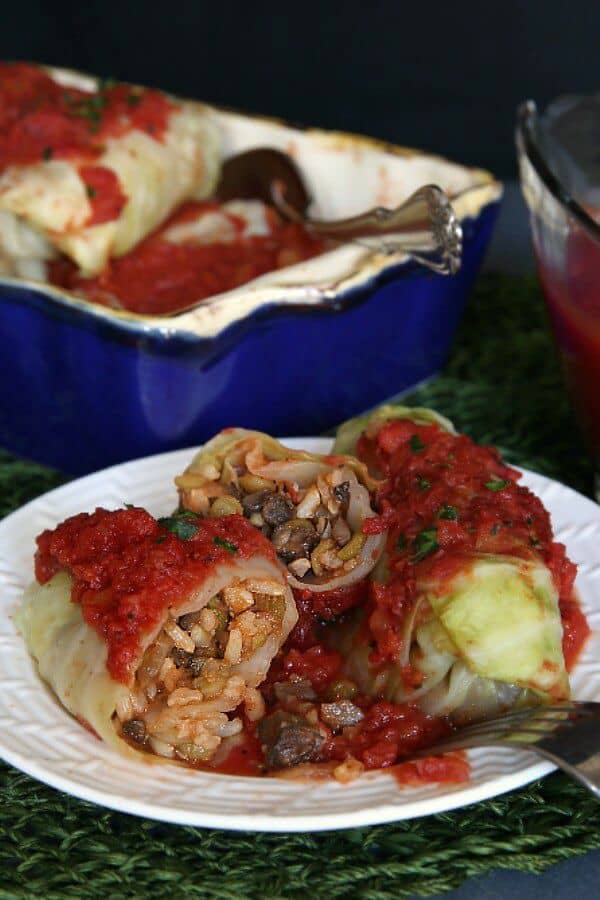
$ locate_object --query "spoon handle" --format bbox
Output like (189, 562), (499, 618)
(275, 184), (463, 275)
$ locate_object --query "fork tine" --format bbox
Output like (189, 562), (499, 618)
(409, 701), (600, 798)
(412, 701), (600, 758)
(476, 701), (592, 723)
(449, 703), (591, 740)
(446, 711), (550, 741)
(434, 703), (600, 740)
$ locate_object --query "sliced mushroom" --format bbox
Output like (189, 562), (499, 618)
(122, 719), (147, 744)
(170, 647), (193, 668)
(242, 489), (271, 516)
(333, 481), (350, 506)
(177, 610), (203, 631)
(271, 519), (319, 563)
(258, 711), (324, 769)
(261, 493), (294, 527)
(320, 700), (364, 731)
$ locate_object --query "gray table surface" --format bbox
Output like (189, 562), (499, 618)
(407, 181), (600, 900)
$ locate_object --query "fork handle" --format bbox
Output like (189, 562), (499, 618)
(274, 184), (463, 276)
(533, 728), (600, 798)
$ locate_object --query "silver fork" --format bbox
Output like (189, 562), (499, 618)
(412, 701), (600, 798)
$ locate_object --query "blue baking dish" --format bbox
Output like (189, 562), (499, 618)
(0, 74), (502, 475)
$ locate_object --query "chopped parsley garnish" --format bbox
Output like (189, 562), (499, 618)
(530, 537), (541, 548)
(43, 146), (53, 161)
(213, 536), (238, 553)
(409, 434), (425, 453)
(127, 92), (142, 107)
(396, 533), (407, 551)
(123, 502), (135, 509)
(437, 504), (458, 521)
(491, 523), (500, 535)
(485, 477), (510, 491)
(65, 91), (108, 132)
(99, 77), (119, 91)
(416, 475), (431, 492)
(525, 516), (533, 525)
(86, 185), (96, 199)
(412, 527), (439, 562)
(157, 510), (199, 541)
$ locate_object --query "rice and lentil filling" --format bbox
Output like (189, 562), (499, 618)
(20, 508), (297, 766)
(117, 577), (288, 762)
(176, 428), (387, 592)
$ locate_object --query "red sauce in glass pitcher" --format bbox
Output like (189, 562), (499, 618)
(537, 221), (600, 467)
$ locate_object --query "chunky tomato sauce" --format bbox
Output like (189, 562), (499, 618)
(290, 582), (370, 649)
(357, 418), (589, 669)
(254, 633), (465, 781)
(78, 166), (128, 225)
(0, 62), (173, 225)
(49, 200), (328, 315)
(35, 508), (275, 683)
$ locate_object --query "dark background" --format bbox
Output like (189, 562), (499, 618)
(1, 1), (598, 177)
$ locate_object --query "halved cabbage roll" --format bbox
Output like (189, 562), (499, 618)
(18, 508), (296, 765)
(0, 63), (220, 277)
(176, 428), (386, 592)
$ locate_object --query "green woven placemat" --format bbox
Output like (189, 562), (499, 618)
(0, 274), (598, 899)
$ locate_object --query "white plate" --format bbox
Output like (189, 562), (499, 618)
(0, 439), (598, 832)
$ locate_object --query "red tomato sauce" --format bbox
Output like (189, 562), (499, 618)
(0, 62), (173, 225)
(538, 222), (600, 467)
(390, 752), (470, 786)
(289, 582), (370, 649)
(322, 700), (453, 771)
(206, 726), (265, 777)
(48, 200), (328, 315)
(255, 633), (459, 778)
(357, 418), (588, 670)
(79, 166), (128, 225)
(35, 507), (275, 683)
(0, 63), (173, 169)
(560, 596), (591, 671)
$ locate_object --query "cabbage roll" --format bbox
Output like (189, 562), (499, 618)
(331, 404), (576, 724)
(0, 63), (220, 277)
(18, 508), (296, 765)
(176, 428), (386, 592)
(337, 554), (569, 723)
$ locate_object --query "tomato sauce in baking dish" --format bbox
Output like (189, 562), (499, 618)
(48, 200), (328, 315)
